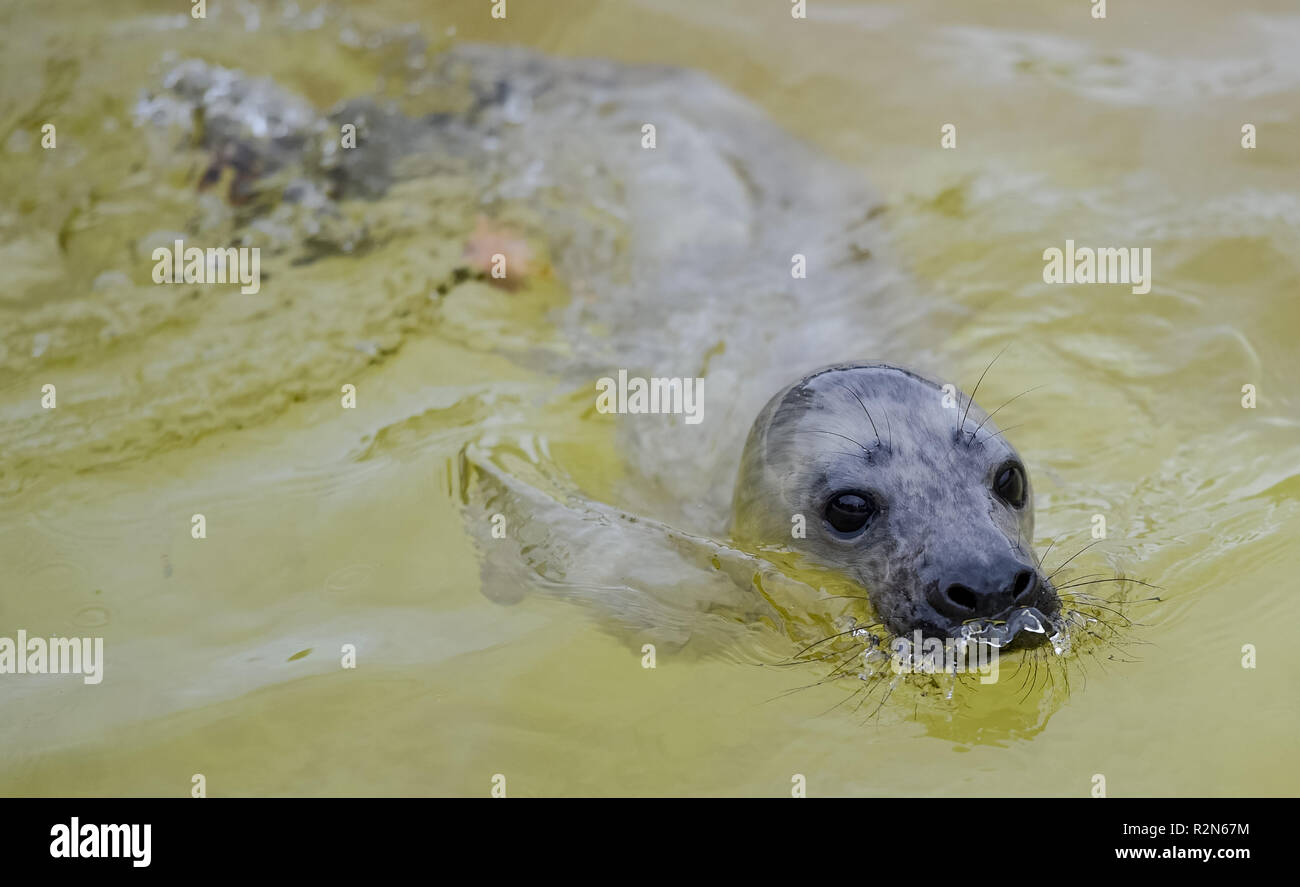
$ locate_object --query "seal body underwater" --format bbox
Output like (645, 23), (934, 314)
(731, 363), (1061, 647)
(137, 46), (1060, 651)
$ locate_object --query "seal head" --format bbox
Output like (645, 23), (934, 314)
(731, 363), (1060, 646)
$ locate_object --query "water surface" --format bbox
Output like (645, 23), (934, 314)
(1, 0), (1296, 796)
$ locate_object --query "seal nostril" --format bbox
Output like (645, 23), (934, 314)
(1011, 570), (1035, 600)
(944, 584), (978, 612)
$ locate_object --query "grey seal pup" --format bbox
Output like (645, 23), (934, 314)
(731, 363), (1062, 647)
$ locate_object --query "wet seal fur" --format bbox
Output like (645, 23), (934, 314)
(731, 363), (1062, 648)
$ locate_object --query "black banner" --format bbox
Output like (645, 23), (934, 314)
(0, 799), (1281, 872)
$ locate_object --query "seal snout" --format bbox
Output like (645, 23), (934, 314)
(921, 554), (1059, 646)
(928, 557), (1040, 621)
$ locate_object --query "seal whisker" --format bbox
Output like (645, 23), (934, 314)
(1094, 633), (1151, 655)
(1087, 647), (1114, 675)
(1055, 596), (1151, 666)
(1084, 631), (1145, 663)
(816, 684), (869, 718)
(795, 429), (872, 454)
(1037, 535), (1059, 569)
(1045, 538), (1107, 581)
(1060, 590), (1160, 606)
(762, 650), (863, 700)
(1058, 591), (1108, 604)
(1057, 600), (1137, 625)
(825, 644), (869, 679)
(850, 674), (886, 715)
(764, 642), (873, 705)
(838, 383), (882, 448)
(1007, 649), (1035, 684)
(765, 653), (844, 667)
(859, 675), (898, 723)
(957, 346), (1008, 442)
(1056, 577), (1163, 592)
(788, 626), (874, 660)
(1055, 571), (1108, 582)
(969, 384), (1045, 442)
(977, 423), (1026, 445)
(1019, 648), (1044, 703)
(1054, 653), (1071, 695)
(822, 449), (878, 461)
(1058, 596), (1158, 621)
(762, 679), (837, 703)
(1071, 646), (1091, 693)
(1051, 571), (1110, 588)
(1037, 647), (1056, 698)
(1013, 649), (1037, 695)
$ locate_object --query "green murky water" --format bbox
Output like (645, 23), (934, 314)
(1, 0), (1297, 796)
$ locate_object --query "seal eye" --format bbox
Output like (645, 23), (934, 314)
(824, 491), (877, 536)
(993, 462), (1027, 509)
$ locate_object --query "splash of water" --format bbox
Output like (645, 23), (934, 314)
(958, 606), (1053, 649)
